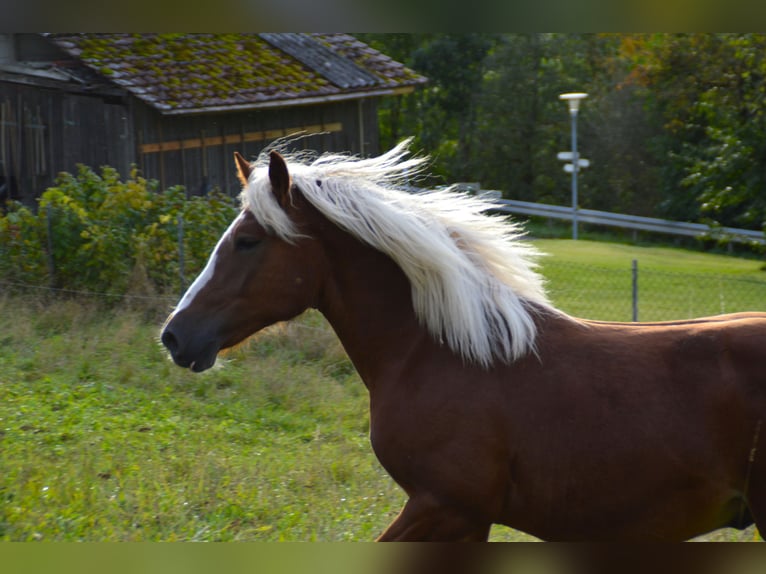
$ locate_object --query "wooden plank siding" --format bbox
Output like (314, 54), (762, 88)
(0, 82), (134, 207)
(133, 98), (380, 197)
(0, 81), (382, 205)
(138, 122), (344, 154)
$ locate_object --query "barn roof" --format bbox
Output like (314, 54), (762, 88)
(46, 33), (427, 116)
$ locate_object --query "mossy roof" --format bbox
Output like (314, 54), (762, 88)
(47, 33), (427, 115)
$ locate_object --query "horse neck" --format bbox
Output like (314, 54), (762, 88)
(315, 228), (428, 389)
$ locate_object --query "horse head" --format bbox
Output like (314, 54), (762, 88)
(161, 151), (326, 371)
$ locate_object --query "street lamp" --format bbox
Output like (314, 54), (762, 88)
(559, 92), (588, 240)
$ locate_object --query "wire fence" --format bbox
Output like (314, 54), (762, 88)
(0, 278), (177, 304)
(0, 209), (214, 311)
(543, 259), (766, 322)
(3, 257), (766, 324)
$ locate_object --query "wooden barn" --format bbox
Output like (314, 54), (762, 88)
(0, 33), (426, 206)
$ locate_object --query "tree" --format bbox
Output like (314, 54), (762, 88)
(355, 34), (432, 150)
(621, 34), (766, 229)
(678, 35), (766, 230)
(358, 33), (497, 184)
(410, 34), (496, 181)
(576, 34), (665, 216)
(362, 33), (766, 236)
(471, 34), (632, 207)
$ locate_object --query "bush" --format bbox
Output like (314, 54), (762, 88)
(0, 201), (47, 285)
(0, 165), (239, 300)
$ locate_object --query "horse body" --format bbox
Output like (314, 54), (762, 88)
(385, 318), (766, 541)
(161, 141), (766, 541)
(315, 223), (766, 541)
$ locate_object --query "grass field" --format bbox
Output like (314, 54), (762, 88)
(537, 239), (766, 321)
(1, 239), (765, 542)
(537, 239), (766, 276)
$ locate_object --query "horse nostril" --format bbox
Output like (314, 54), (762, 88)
(161, 329), (178, 354)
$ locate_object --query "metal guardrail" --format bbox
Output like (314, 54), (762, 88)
(486, 198), (766, 245)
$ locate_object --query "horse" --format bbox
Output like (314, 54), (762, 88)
(161, 139), (766, 541)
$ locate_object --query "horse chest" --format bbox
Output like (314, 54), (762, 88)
(367, 385), (512, 509)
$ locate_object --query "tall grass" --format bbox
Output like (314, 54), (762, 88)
(0, 297), (408, 541)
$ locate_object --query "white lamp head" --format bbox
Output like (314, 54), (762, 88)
(559, 92), (588, 113)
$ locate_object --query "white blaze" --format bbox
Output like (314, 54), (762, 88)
(175, 212), (245, 312)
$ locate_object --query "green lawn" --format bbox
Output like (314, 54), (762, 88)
(0, 300), (404, 541)
(537, 238), (766, 277)
(1, 239), (765, 541)
(536, 239), (766, 321)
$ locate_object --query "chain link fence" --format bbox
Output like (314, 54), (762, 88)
(543, 259), (766, 322)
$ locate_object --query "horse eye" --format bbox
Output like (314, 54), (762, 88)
(234, 236), (261, 252)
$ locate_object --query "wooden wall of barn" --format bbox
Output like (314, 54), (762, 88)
(0, 81), (133, 207)
(1, 77), (382, 206)
(133, 98), (381, 198)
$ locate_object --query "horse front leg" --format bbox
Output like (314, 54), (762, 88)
(377, 495), (491, 542)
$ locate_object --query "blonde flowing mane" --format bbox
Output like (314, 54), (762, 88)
(240, 139), (556, 367)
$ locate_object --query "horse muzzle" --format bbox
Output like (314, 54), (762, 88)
(161, 316), (221, 372)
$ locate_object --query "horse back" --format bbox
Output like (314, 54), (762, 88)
(491, 312), (766, 539)
(564, 311), (766, 402)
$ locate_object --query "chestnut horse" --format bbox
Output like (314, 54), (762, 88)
(161, 140), (766, 541)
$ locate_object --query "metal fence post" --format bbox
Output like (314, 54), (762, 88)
(45, 203), (56, 288)
(632, 259), (639, 322)
(178, 213), (186, 295)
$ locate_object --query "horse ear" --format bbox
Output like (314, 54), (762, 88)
(234, 151), (252, 186)
(268, 150), (291, 206)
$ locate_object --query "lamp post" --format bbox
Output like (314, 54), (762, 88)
(559, 92), (588, 240)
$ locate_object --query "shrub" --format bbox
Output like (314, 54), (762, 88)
(0, 201), (47, 285)
(0, 165), (239, 300)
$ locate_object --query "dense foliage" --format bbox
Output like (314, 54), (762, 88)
(359, 33), (766, 233)
(0, 165), (237, 298)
